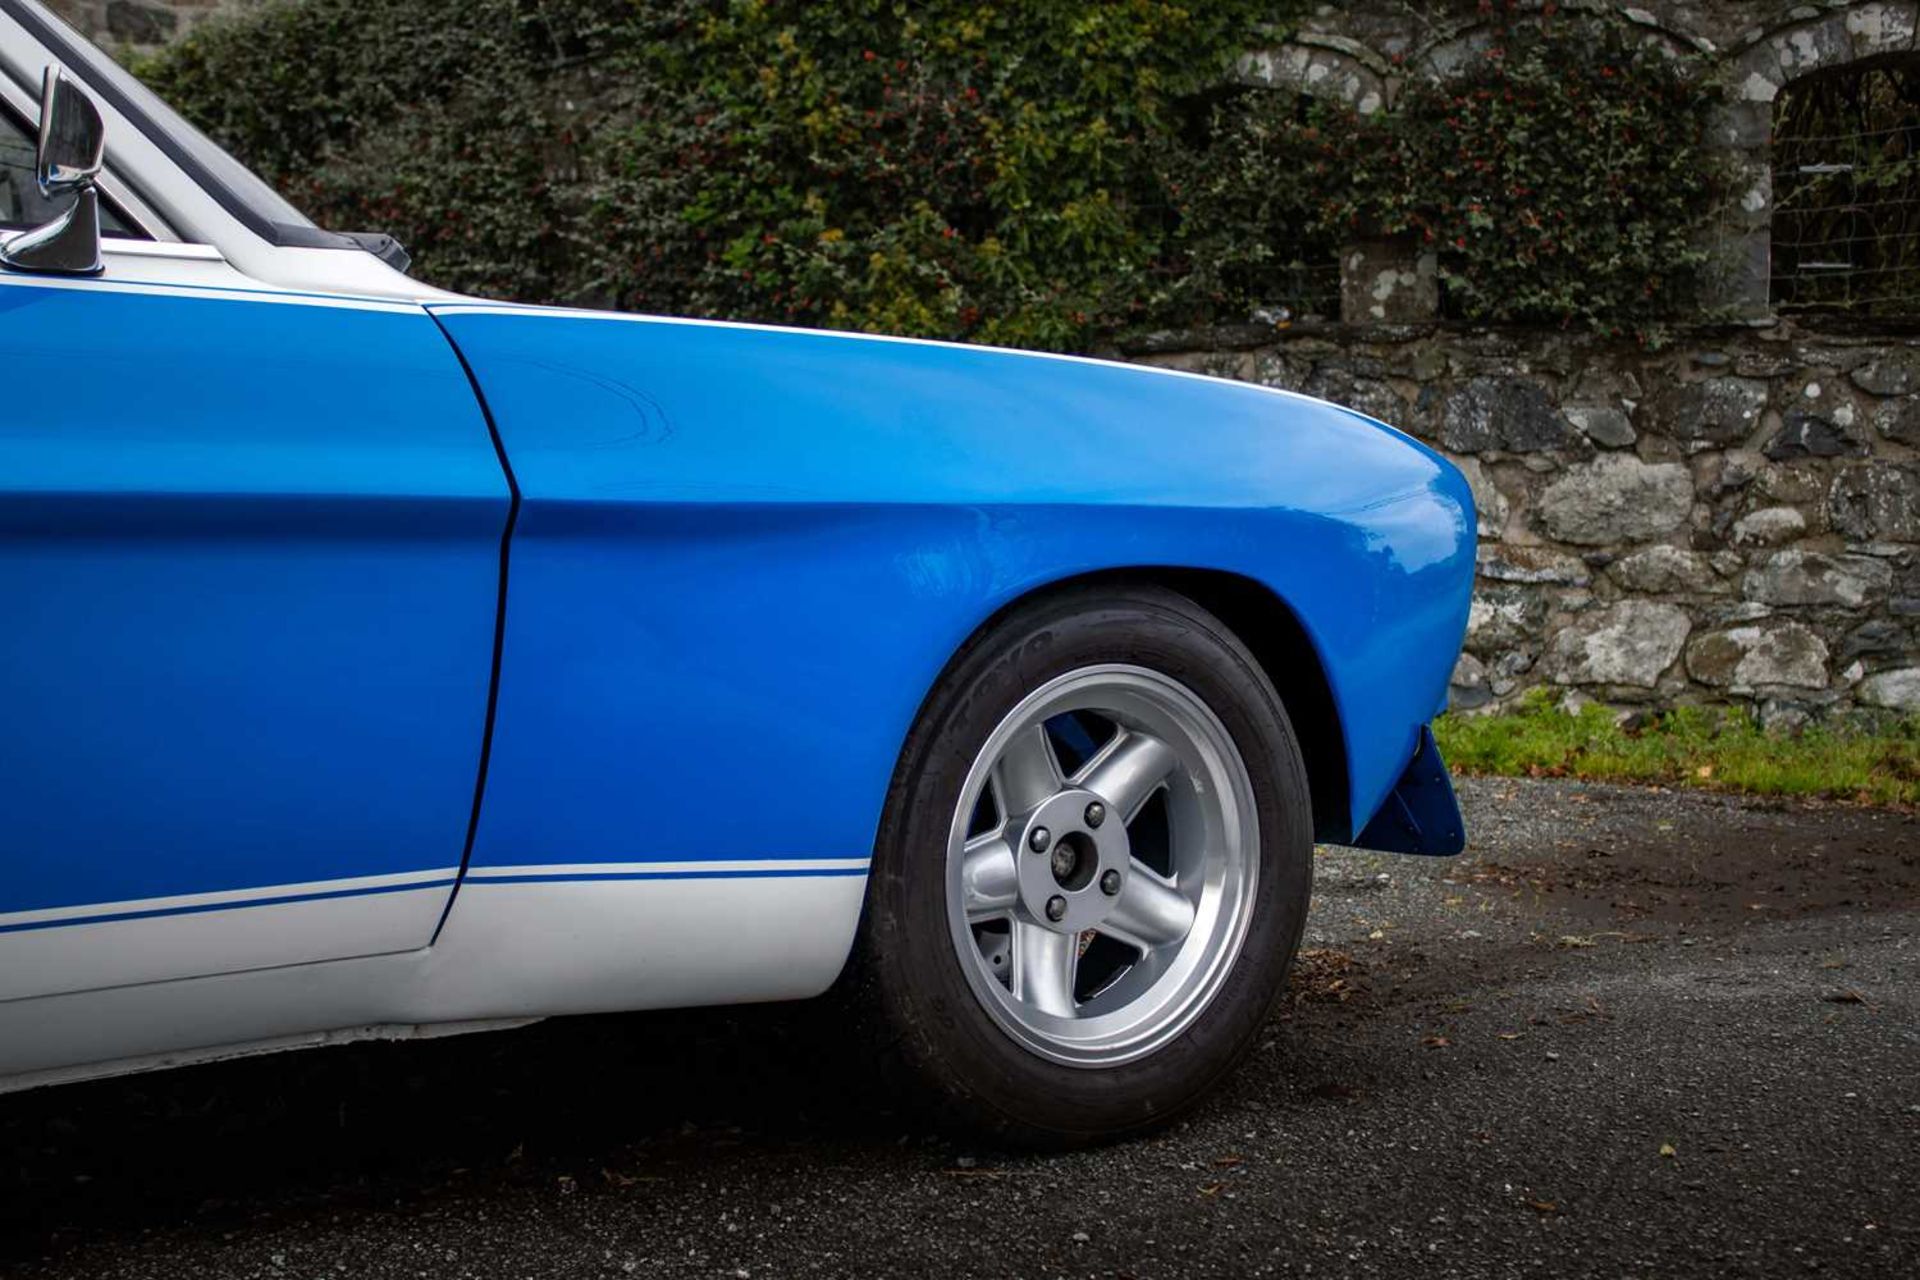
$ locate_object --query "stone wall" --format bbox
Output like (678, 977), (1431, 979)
(1159, 1), (1920, 720)
(1245, 2), (1920, 323)
(1132, 321), (1920, 721)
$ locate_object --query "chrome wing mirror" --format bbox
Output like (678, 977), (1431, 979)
(1, 68), (106, 276)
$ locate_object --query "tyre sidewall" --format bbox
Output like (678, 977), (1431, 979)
(863, 587), (1314, 1146)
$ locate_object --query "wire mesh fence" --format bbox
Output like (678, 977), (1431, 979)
(1772, 60), (1920, 317)
(1230, 253), (1342, 321)
(1131, 187), (1345, 325)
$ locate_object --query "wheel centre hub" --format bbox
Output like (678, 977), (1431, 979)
(1015, 790), (1129, 934)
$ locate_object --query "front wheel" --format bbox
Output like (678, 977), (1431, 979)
(856, 584), (1314, 1146)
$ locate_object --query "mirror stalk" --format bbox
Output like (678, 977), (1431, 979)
(1, 185), (101, 275)
(1, 67), (106, 277)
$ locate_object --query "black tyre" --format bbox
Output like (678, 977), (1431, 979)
(856, 583), (1314, 1147)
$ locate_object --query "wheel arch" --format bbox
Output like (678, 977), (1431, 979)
(930, 567), (1353, 847)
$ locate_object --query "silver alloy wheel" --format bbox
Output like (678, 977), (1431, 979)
(944, 664), (1260, 1068)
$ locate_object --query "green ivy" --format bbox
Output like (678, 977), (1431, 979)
(1324, 14), (1729, 333)
(139, 1), (1729, 348)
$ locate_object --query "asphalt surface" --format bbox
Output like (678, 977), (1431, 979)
(1, 776), (1915, 1278)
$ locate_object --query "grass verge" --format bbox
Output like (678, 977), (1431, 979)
(1435, 692), (1920, 808)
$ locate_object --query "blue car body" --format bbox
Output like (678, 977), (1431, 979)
(434, 304), (1474, 886)
(0, 0), (1472, 1087)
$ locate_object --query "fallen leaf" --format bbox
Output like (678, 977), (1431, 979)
(1695, 765), (1713, 779)
(1423, 1036), (1450, 1048)
(1659, 1143), (1677, 1158)
(1213, 1155), (1244, 1168)
(1197, 1181), (1225, 1197)
(1824, 990), (1866, 1005)
(1527, 1200), (1559, 1214)
(1496, 1031), (1523, 1041)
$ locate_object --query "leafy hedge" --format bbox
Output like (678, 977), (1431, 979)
(141, 1), (1729, 348)
(1173, 15), (1730, 335)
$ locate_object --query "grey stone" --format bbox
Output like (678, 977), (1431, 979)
(1744, 550), (1894, 608)
(1488, 650), (1533, 696)
(1477, 545), (1589, 586)
(1240, 44), (1388, 116)
(1696, 449), (1763, 500)
(1758, 699), (1816, 733)
(1465, 585), (1548, 657)
(1849, 350), (1920, 396)
(1871, 397), (1920, 445)
(1686, 620), (1830, 690)
(1450, 455), (1508, 538)
(1543, 601), (1691, 688)
(1646, 377), (1769, 446)
(1710, 101), (1771, 150)
(1440, 378), (1569, 453)
(1564, 405), (1636, 449)
(1764, 410), (1864, 460)
(1735, 351), (1797, 379)
(1449, 653), (1491, 711)
(1730, 505), (1808, 547)
(1611, 545), (1725, 595)
(1858, 667), (1920, 713)
(1538, 454), (1694, 545)
(1340, 238), (1437, 325)
(105, 1), (177, 43)
(1841, 619), (1910, 661)
(1830, 464), (1920, 543)
(1718, 601), (1775, 624)
(1253, 353), (1313, 393)
(1753, 463), (1829, 509)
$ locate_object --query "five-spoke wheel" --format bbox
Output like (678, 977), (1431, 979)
(947, 666), (1258, 1066)
(855, 584), (1313, 1146)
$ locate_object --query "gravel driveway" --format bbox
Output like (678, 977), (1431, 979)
(2, 777), (1915, 1278)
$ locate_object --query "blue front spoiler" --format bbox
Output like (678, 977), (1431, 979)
(1351, 726), (1467, 856)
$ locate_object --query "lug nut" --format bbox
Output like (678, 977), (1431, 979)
(1100, 869), (1122, 896)
(1045, 895), (1068, 922)
(1028, 826), (1052, 853)
(1084, 801), (1106, 829)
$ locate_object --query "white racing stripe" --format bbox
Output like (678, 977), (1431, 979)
(0, 883), (455, 1003)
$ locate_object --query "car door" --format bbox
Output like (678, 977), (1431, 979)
(0, 134), (510, 999)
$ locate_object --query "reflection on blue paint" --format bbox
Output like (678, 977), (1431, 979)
(433, 309), (1475, 864)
